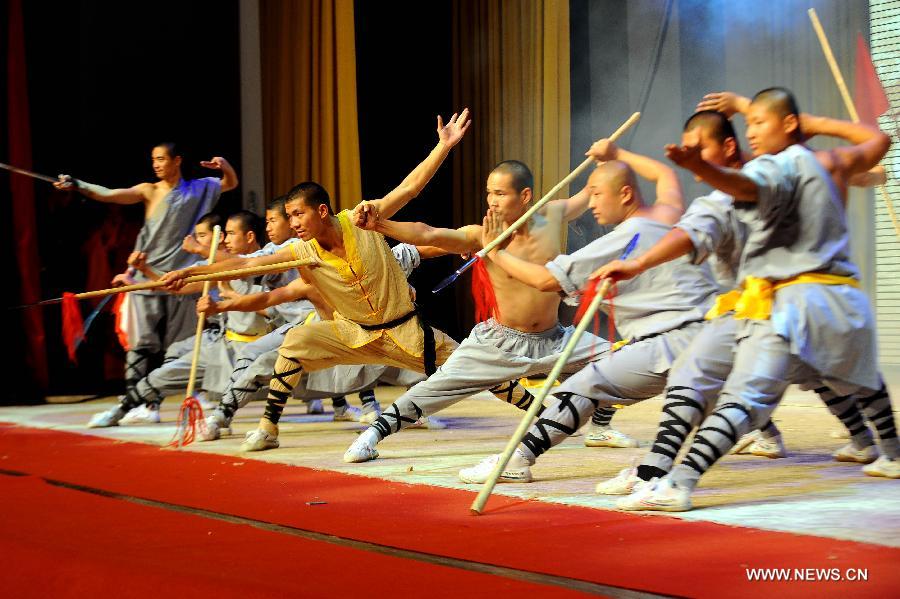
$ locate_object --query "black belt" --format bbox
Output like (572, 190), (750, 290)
(358, 306), (437, 375)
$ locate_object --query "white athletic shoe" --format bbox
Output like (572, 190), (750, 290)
(334, 404), (363, 422)
(240, 429), (280, 452)
(358, 403), (383, 425)
(833, 442), (878, 464)
(86, 406), (126, 428)
(595, 467), (650, 495)
(459, 452), (533, 484)
(343, 430), (379, 463)
(738, 435), (787, 459)
(862, 455), (900, 479)
(198, 411), (232, 442)
(584, 426), (639, 448)
(306, 399), (324, 415)
(616, 477), (693, 512)
(119, 404), (161, 426)
(409, 416), (447, 430)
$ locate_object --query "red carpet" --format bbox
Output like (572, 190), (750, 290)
(1, 423), (898, 598)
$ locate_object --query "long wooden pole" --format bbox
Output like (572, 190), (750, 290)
(808, 8), (900, 240)
(470, 233), (641, 515)
(33, 258), (316, 305)
(183, 226), (221, 406)
(477, 112), (641, 257)
(432, 112), (641, 293)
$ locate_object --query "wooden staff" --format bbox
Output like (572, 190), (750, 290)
(808, 8), (900, 240)
(183, 225), (222, 415)
(30, 258), (316, 306)
(470, 233), (640, 515)
(433, 112), (641, 293)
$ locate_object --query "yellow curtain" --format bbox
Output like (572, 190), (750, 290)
(260, 0), (362, 211)
(451, 0), (570, 323)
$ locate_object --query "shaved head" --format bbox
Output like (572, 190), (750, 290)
(751, 87), (800, 120)
(592, 160), (639, 194)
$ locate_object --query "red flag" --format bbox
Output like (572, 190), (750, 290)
(854, 32), (889, 127)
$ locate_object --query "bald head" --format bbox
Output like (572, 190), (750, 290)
(592, 160), (641, 199)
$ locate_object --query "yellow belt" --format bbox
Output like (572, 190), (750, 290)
(225, 329), (264, 343)
(705, 273), (860, 321)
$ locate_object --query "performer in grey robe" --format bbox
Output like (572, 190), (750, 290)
(55, 143), (237, 397)
(591, 110), (888, 498)
(623, 88), (898, 512)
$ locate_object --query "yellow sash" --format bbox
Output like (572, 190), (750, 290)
(225, 329), (263, 343)
(705, 273), (860, 321)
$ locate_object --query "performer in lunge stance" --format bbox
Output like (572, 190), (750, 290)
(88, 210), (267, 427)
(454, 142), (724, 483)
(343, 156), (636, 464)
(162, 109), (471, 451)
(195, 199), (438, 441)
(55, 143), (237, 400)
(590, 108), (891, 499)
(611, 88), (896, 512)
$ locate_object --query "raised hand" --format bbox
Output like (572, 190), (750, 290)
(182, 235), (204, 255)
(696, 92), (749, 117)
(437, 107), (471, 148)
(586, 138), (618, 162)
(665, 136), (705, 172)
(352, 200), (380, 229)
(590, 258), (643, 282)
(481, 208), (504, 249)
(200, 157), (227, 170)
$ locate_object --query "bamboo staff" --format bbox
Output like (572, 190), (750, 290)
(185, 227), (221, 406)
(171, 226), (221, 448)
(470, 233), (640, 515)
(27, 258), (316, 306)
(808, 8), (900, 240)
(433, 112), (641, 293)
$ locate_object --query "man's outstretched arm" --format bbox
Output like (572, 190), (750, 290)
(353, 109), (471, 224)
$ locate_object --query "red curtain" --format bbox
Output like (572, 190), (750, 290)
(7, 0), (48, 392)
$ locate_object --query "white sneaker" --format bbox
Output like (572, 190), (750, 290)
(119, 404), (161, 426)
(862, 455), (900, 478)
(459, 452), (533, 484)
(86, 406), (126, 428)
(240, 429), (280, 452)
(409, 416), (447, 430)
(737, 435), (787, 459)
(595, 467), (649, 495)
(584, 426), (638, 448)
(198, 411), (232, 442)
(343, 430), (379, 463)
(617, 477), (693, 512)
(306, 399), (324, 415)
(833, 442), (878, 464)
(334, 404), (363, 422)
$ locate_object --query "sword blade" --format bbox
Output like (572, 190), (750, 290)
(0, 162), (59, 184)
